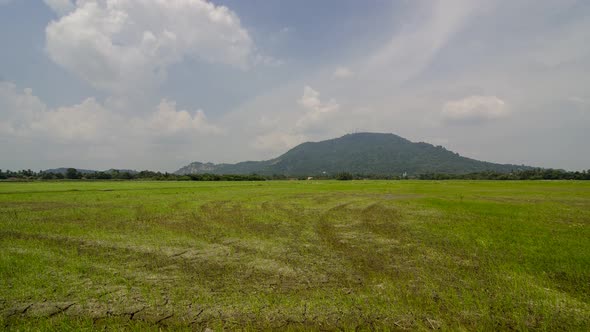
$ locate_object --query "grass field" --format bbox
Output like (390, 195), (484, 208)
(1, 180), (589, 331)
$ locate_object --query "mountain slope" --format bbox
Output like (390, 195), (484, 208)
(44, 168), (138, 175)
(176, 133), (532, 176)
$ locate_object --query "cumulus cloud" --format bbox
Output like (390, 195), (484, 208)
(0, 82), (44, 114)
(0, 82), (47, 134)
(442, 96), (508, 124)
(332, 66), (354, 79)
(0, 82), (119, 142)
(43, 0), (74, 15)
(31, 98), (119, 142)
(143, 99), (222, 136)
(248, 85), (344, 153)
(0, 82), (221, 143)
(45, 0), (256, 93)
(296, 86), (340, 130)
(254, 54), (284, 67)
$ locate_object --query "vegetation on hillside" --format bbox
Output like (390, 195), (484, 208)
(176, 133), (535, 176)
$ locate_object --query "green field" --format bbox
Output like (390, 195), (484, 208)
(1, 181), (589, 331)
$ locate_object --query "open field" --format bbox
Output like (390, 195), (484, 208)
(1, 180), (589, 331)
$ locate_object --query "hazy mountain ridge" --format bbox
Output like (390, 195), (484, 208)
(44, 168), (138, 175)
(176, 133), (533, 176)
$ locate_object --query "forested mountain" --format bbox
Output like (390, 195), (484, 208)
(176, 133), (532, 176)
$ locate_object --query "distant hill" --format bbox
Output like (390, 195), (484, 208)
(176, 133), (533, 176)
(44, 168), (97, 175)
(44, 168), (138, 175)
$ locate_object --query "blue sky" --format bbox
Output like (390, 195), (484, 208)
(0, 0), (589, 171)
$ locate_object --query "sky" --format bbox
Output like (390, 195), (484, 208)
(0, 0), (589, 172)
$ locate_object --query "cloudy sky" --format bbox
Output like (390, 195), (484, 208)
(1, 0), (589, 171)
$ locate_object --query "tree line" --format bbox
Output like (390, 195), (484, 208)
(416, 169), (590, 180)
(1, 168), (589, 181)
(0, 168), (267, 181)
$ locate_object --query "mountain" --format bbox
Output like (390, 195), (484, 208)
(175, 133), (533, 176)
(44, 168), (138, 175)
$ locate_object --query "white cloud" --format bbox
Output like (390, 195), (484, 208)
(567, 96), (589, 106)
(442, 96), (508, 123)
(244, 86), (343, 154)
(332, 66), (354, 79)
(0, 82), (45, 114)
(252, 131), (306, 152)
(4, 0), (590, 171)
(143, 99), (222, 136)
(0, 82), (118, 142)
(0, 82), (221, 144)
(566, 96), (590, 115)
(296, 86), (340, 130)
(0, 121), (15, 135)
(45, 0), (256, 93)
(30, 98), (118, 142)
(43, 0), (74, 16)
(254, 54), (284, 67)
(0, 82), (47, 134)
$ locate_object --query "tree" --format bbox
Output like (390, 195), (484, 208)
(336, 172), (353, 180)
(40, 172), (55, 180)
(117, 172), (133, 180)
(66, 168), (80, 179)
(94, 172), (112, 180)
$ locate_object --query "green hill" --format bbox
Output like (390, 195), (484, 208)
(176, 133), (532, 176)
